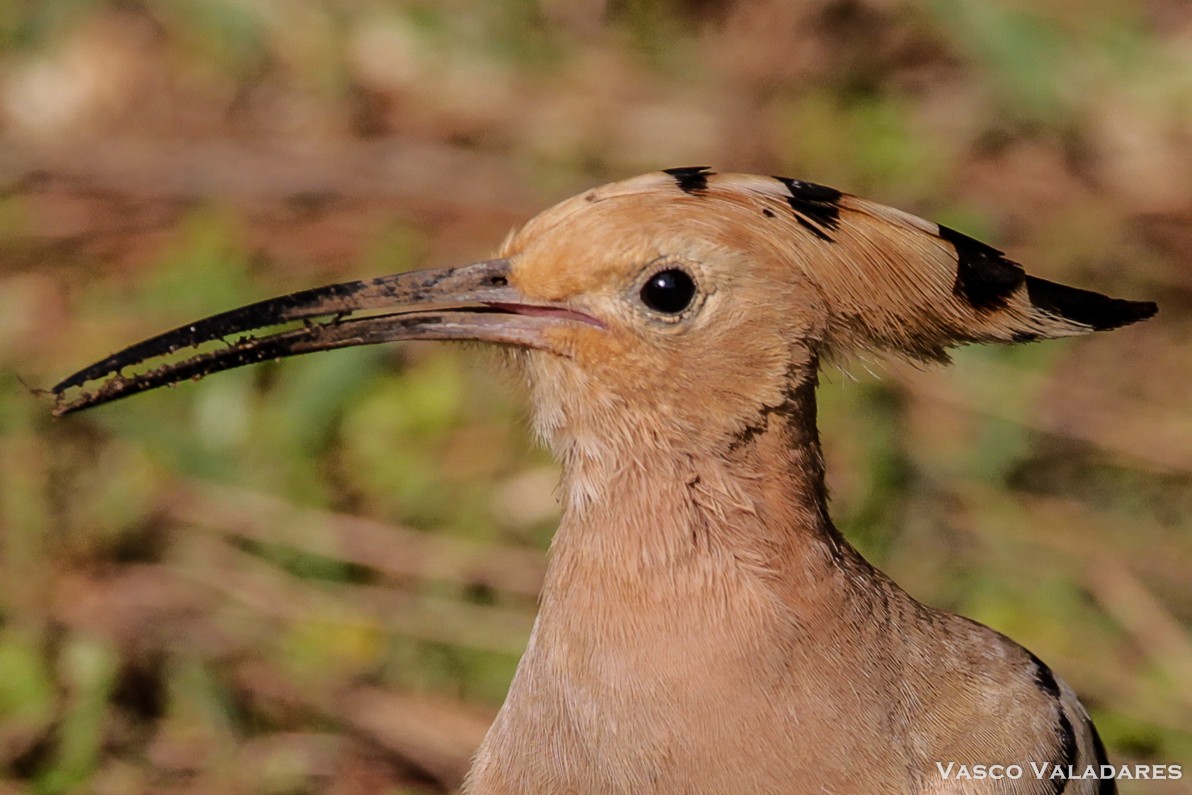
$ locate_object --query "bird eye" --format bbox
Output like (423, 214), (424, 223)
(640, 268), (697, 314)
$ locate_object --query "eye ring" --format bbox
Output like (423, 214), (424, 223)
(639, 267), (698, 315)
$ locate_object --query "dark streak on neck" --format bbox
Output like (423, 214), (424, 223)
(726, 366), (845, 560)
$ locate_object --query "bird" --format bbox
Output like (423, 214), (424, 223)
(52, 167), (1156, 794)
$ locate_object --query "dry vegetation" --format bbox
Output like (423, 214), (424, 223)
(1, 1), (1190, 793)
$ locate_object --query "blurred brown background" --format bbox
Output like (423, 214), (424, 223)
(1, 1), (1190, 793)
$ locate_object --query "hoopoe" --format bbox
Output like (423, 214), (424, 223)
(54, 167), (1155, 794)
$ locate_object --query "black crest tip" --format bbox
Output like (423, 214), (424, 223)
(772, 176), (843, 241)
(1025, 276), (1157, 331)
(662, 166), (714, 194)
(939, 224), (1025, 312)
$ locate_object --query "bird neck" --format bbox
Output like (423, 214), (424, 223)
(544, 371), (848, 599)
(479, 369), (895, 791)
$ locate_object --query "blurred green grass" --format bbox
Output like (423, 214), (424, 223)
(1, 0), (1191, 792)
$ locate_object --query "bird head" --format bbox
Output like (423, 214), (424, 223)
(52, 167), (1155, 463)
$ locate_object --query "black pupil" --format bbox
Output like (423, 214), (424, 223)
(640, 269), (696, 314)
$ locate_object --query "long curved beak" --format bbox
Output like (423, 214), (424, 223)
(51, 258), (600, 417)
